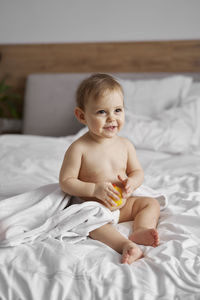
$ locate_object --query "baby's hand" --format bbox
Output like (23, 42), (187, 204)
(93, 182), (121, 209)
(118, 175), (133, 199)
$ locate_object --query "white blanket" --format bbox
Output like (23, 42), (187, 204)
(0, 183), (167, 247)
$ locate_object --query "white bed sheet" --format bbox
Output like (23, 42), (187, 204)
(0, 133), (200, 299)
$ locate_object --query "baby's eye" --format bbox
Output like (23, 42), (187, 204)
(97, 110), (106, 114)
(115, 108), (122, 113)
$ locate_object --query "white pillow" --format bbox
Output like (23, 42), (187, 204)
(117, 76), (193, 117)
(120, 98), (200, 154)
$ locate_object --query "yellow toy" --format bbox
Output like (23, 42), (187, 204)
(112, 184), (123, 206)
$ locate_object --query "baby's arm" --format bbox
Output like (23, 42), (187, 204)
(59, 143), (95, 197)
(119, 139), (144, 198)
(59, 142), (120, 209)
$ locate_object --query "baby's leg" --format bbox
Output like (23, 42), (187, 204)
(89, 224), (143, 264)
(119, 196), (160, 247)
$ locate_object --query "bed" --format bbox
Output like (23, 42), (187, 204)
(0, 42), (200, 299)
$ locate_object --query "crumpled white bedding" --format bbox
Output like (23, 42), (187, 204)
(0, 183), (167, 247)
(0, 132), (200, 299)
(122, 97), (200, 154)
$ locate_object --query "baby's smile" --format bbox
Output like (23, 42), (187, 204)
(103, 125), (117, 131)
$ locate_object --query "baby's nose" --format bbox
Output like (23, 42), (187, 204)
(107, 113), (115, 121)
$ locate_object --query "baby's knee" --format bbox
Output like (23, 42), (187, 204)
(131, 196), (160, 219)
(146, 197), (160, 212)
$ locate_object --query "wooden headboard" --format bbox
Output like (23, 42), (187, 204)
(0, 40), (200, 116)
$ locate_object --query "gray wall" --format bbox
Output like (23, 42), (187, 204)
(0, 0), (200, 44)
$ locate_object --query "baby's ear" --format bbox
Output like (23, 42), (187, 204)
(74, 107), (87, 125)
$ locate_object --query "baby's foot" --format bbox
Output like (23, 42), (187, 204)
(129, 228), (159, 247)
(121, 241), (143, 264)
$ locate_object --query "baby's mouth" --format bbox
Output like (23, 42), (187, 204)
(104, 125), (117, 131)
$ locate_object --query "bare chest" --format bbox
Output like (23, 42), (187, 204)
(79, 145), (127, 183)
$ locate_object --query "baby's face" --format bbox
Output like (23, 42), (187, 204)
(84, 89), (125, 139)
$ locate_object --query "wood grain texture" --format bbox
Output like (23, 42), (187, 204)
(0, 40), (200, 116)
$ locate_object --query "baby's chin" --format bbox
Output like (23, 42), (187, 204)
(88, 130), (118, 141)
(102, 128), (119, 136)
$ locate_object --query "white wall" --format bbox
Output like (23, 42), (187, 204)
(0, 0), (200, 44)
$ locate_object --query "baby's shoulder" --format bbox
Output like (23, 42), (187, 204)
(117, 136), (136, 153)
(118, 135), (134, 147)
(67, 133), (89, 152)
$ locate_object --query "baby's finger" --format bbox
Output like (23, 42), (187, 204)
(109, 190), (120, 203)
(117, 174), (125, 183)
(109, 184), (121, 197)
(122, 183), (131, 193)
(113, 188), (121, 198)
(124, 184), (131, 192)
(110, 199), (118, 207)
(122, 189), (131, 197)
(108, 189), (120, 205)
(118, 175), (128, 187)
(105, 197), (117, 208)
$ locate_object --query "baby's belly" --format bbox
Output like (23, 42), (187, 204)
(79, 170), (126, 186)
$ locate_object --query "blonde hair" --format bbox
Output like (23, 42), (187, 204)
(76, 73), (123, 110)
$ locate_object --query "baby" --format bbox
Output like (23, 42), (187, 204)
(59, 73), (160, 264)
